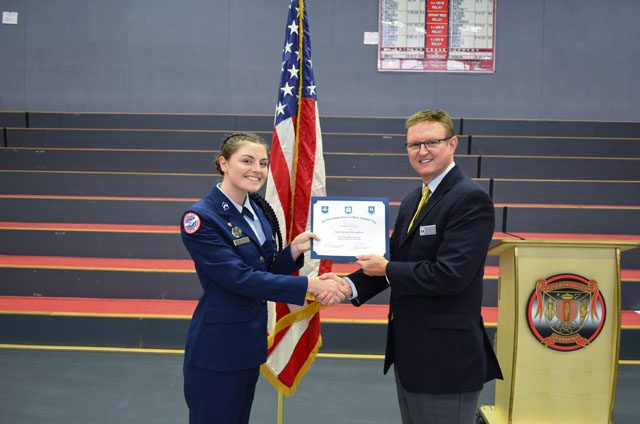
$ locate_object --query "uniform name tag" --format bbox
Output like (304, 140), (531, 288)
(233, 237), (251, 246)
(419, 225), (436, 236)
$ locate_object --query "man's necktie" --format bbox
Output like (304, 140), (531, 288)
(242, 207), (255, 221)
(407, 186), (430, 233)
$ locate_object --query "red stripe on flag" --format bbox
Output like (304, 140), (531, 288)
(266, 302), (294, 355)
(267, 323), (290, 355)
(276, 301), (291, 318)
(276, 312), (321, 387)
(270, 130), (293, 233)
(291, 99), (317, 237)
(319, 258), (332, 275)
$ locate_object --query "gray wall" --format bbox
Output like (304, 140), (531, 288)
(0, 0), (638, 120)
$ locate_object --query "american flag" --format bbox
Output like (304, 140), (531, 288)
(260, 0), (331, 396)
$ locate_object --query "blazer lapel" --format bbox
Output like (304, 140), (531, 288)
(399, 166), (462, 247)
(398, 186), (424, 247)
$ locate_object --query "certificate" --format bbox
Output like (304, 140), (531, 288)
(310, 196), (390, 260)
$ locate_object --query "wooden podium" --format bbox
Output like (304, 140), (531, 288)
(480, 239), (639, 424)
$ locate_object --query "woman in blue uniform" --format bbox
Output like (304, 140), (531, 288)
(180, 132), (346, 424)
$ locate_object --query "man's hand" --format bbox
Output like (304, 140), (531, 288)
(313, 273), (352, 306)
(356, 254), (388, 277)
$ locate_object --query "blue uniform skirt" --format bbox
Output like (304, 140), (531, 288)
(184, 363), (260, 424)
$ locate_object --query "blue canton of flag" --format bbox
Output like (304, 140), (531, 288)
(275, 0), (317, 126)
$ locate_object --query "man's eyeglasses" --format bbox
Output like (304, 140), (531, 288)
(405, 135), (454, 151)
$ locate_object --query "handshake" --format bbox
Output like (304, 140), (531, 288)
(307, 273), (352, 306)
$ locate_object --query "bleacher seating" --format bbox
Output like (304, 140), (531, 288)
(0, 111), (638, 359)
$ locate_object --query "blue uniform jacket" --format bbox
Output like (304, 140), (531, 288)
(180, 187), (307, 371)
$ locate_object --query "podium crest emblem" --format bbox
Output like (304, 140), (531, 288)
(526, 273), (606, 351)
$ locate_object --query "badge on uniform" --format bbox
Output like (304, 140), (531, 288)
(233, 237), (251, 246)
(183, 212), (201, 234)
(419, 225), (436, 236)
(231, 226), (243, 238)
(222, 202), (230, 211)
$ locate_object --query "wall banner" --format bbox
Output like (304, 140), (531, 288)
(379, 0), (496, 73)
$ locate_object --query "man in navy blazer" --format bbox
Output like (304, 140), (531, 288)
(329, 109), (502, 423)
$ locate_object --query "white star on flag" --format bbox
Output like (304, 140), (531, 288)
(287, 65), (298, 79)
(288, 21), (299, 35)
(280, 82), (295, 97)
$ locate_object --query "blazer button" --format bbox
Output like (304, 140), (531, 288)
(259, 256), (265, 263)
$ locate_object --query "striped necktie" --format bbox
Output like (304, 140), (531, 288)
(407, 185), (430, 233)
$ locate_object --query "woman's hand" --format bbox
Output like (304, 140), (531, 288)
(307, 275), (351, 306)
(290, 231), (320, 260)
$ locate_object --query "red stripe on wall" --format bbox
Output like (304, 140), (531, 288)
(0, 255), (193, 271)
(0, 221), (176, 233)
(1, 298), (639, 327)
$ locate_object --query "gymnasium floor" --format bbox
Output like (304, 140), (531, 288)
(1, 348), (638, 423)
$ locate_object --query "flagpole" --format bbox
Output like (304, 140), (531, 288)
(276, 391), (285, 424)
(288, 0), (305, 242)
(279, 1), (305, 422)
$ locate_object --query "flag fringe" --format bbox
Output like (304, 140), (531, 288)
(266, 300), (322, 349)
(260, 335), (322, 397)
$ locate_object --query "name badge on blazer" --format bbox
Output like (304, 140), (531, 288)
(419, 225), (436, 236)
(233, 237), (251, 246)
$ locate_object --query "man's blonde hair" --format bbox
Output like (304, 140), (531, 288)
(405, 109), (455, 137)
